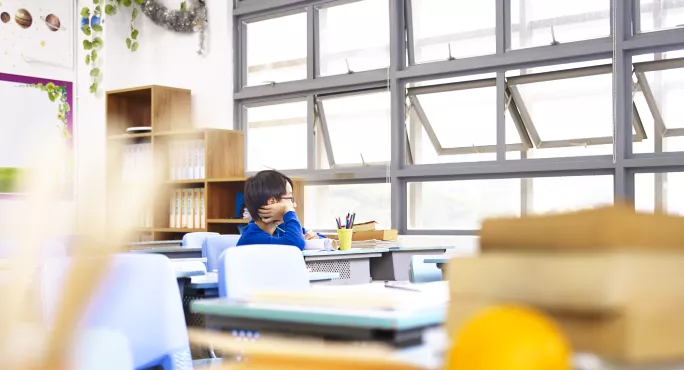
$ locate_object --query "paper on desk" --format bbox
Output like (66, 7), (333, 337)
(244, 281), (449, 311)
(304, 239), (338, 251)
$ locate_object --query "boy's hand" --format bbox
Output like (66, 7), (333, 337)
(259, 202), (294, 223)
(304, 230), (319, 240)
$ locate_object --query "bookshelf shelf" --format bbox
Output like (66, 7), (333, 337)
(165, 179), (206, 185)
(108, 132), (153, 140)
(154, 227), (207, 233)
(207, 219), (249, 224)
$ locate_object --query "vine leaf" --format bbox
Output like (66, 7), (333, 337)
(85, 55), (91, 65)
(131, 29), (139, 40)
(90, 68), (100, 77)
(89, 83), (98, 94)
(126, 38), (132, 49)
(135, 0), (144, 5)
(131, 41), (139, 52)
(82, 24), (91, 36)
(91, 50), (98, 62)
(80, 7), (90, 18)
(123, 0), (132, 7)
(83, 40), (93, 50)
(92, 24), (103, 32)
(132, 7), (138, 20)
(104, 4), (116, 16)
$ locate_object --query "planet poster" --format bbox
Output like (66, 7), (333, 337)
(0, 72), (74, 197)
(0, 0), (73, 77)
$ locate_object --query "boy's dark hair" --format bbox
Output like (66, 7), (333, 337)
(244, 170), (293, 220)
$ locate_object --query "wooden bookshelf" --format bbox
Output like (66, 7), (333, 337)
(106, 85), (304, 242)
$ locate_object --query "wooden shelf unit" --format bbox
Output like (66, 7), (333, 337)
(105, 85), (305, 242)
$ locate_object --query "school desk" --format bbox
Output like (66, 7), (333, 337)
(302, 248), (387, 285)
(423, 257), (448, 278)
(190, 282), (447, 348)
(131, 245), (202, 259)
(370, 246), (452, 281)
(173, 260), (206, 297)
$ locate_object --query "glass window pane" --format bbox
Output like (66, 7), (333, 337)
(511, 70), (627, 158)
(410, 0), (495, 64)
(246, 13), (307, 86)
(510, 0), (610, 50)
(247, 101), (307, 171)
(416, 87), (522, 148)
(318, 0), (390, 76)
(408, 175), (613, 230)
(633, 56), (684, 154)
(639, 0), (684, 33)
(636, 172), (684, 215)
(319, 91), (390, 166)
(304, 183), (391, 230)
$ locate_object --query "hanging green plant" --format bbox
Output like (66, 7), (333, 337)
(25, 82), (71, 139)
(80, 0), (207, 94)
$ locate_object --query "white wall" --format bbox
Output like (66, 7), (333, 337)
(104, 0), (233, 128)
(74, 0), (233, 232)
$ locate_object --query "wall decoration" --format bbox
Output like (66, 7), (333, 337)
(14, 8), (31, 28)
(0, 0), (73, 77)
(0, 72), (73, 197)
(42, 14), (65, 32)
(80, 0), (207, 94)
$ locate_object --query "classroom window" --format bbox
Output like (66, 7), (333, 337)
(636, 171), (684, 215)
(507, 62), (645, 159)
(317, 0), (390, 76)
(638, 0), (684, 33)
(632, 55), (684, 154)
(246, 100), (308, 171)
(408, 175), (614, 230)
(509, 0), (610, 50)
(408, 0), (495, 64)
(245, 12), (307, 86)
(316, 90), (391, 168)
(304, 183), (391, 230)
(407, 76), (529, 164)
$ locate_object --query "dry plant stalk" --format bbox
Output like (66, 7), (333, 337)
(0, 127), (162, 369)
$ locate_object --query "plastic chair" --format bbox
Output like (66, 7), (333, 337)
(204, 235), (240, 272)
(39, 254), (193, 369)
(409, 255), (443, 283)
(70, 329), (134, 370)
(218, 244), (310, 299)
(183, 232), (219, 250)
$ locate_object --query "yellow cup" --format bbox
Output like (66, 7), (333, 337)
(336, 229), (353, 251)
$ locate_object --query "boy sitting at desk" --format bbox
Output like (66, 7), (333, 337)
(237, 170), (325, 250)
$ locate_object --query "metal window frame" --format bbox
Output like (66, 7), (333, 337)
(634, 57), (684, 137)
(233, 0), (684, 235)
(405, 79), (532, 156)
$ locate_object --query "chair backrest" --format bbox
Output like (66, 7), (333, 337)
(218, 245), (310, 299)
(70, 329), (134, 370)
(409, 255), (443, 283)
(182, 232), (219, 250)
(40, 254), (191, 370)
(205, 235), (240, 272)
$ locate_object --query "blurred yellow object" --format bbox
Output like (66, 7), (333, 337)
(445, 305), (571, 370)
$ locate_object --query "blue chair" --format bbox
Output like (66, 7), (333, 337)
(409, 255), (442, 283)
(204, 235), (240, 272)
(40, 254), (193, 369)
(183, 232), (219, 250)
(71, 329), (134, 370)
(218, 245), (310, 299)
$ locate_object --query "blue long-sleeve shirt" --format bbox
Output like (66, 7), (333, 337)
(236, 211), (326, 251)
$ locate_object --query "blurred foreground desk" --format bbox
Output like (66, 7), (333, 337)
(371, 246), (452, 281)
(302, 248), (386, 285)
(191, 282), (448, 348)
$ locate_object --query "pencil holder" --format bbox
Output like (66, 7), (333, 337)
(336, 229), (353, 251)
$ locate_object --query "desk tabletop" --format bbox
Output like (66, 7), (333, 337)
(129, 240), (182, 247)
(191, 296), (445, 331)
(387, 246), (453, 252)
(188, 271), (341, 289)
(302, 248), (388, 257)
(423, 257), (449, 264)
(172, 260), (206, 278)
(131, 246), (201, 254)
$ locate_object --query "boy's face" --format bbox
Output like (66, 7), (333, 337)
(266, 182), (296, 225)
